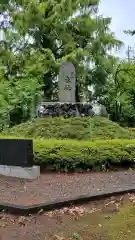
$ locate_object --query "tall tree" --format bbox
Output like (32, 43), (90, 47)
(0, 0), (122, 102)
(99, 60), (135, 126)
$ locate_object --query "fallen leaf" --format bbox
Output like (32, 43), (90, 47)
(18, 216), (27, 226)
(53, 235), (65, 240)
(0, 224), (6, 228)
(115, 203), (120, 208)
(110, 201), (116, 204)
(105, 200), (116, 206)
(62, 207), (68, 213)
(129, 196), (135, 202)
(98, 224), (102, 228)
(88, 208), (99, 214)
(68, 209), (76, 216)
(37, 209), (44, 215)
(10, 218), (15, 224)
(120, 196), (123, 201)
(0, 216), (6, 220)
(47, 211), (54, 217)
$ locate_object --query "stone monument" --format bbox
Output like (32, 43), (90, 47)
(36, 62), (103, 117)
(58, 62), (76, 103)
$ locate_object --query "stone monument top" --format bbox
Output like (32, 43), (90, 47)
(58, 62), (76, 103)
(36, 61), (99, 118)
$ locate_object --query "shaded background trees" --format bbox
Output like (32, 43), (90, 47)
(0, 0), (135, 127)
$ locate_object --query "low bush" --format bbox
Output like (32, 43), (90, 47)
(3, 116), (135, 140)
(33, 138), (135, 171)
(1, 136), (135, 172)
(0, 136), (135, 172)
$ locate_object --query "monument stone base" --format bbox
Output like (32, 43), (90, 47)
(0, 165), (40, 179)
(37, 102), (95, 118)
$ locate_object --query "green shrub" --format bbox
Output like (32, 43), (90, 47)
(2, 116), (135, 140)
(0, 135), (135, 172)
(33, 138), (135, 171)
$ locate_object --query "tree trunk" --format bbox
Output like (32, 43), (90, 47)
(75, 81), (80, 103)
(43, 72), (53, 101)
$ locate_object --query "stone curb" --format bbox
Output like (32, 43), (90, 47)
(1, 187), (135, 215)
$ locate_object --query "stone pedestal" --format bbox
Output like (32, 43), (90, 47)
(36, 62), (107, 118)
(0, 165), (40, 179)
(37, 102), (94, 118)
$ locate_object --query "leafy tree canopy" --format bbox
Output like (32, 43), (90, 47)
(0, 0), (122, 101)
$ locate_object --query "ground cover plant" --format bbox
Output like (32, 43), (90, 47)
(3, 117), (135, 140)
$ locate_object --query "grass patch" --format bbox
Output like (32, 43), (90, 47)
(56, 212), (105, 240)
(106, 205), (135, 239)
(2, 116), (135, 140)
(49, 205), (135, 240)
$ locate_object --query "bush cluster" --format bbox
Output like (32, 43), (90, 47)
(3, 117), (135, 140)
(33, 138), (135, 172)
(1, 136), (135, 172)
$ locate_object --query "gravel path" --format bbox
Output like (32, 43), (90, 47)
(0, 171), (135, 206)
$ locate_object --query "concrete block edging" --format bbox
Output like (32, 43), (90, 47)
(0, 187), (135, 215)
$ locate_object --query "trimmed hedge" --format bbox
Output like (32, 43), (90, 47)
(2, 117), (135, 140)
(1, 136), (135, 172)
(33, 139), (135, 171)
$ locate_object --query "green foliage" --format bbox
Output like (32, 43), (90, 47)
(105, 205), (135, 240)
(72, 233), (81, 239)
(124, 29), (135, 36)
(99, 60), (135, 126)
(0, 0), (134, 128)
(1, 136), (135, 172)
(31, 138), (135, 171)
(0, 76), (42, 129)
(3, 116), (134, 140)
(0, 0), (122, 102)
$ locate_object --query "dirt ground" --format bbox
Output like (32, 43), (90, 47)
(0, 193), (135, 240)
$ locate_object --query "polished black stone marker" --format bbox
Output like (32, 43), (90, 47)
(0, 139), (33, 167)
